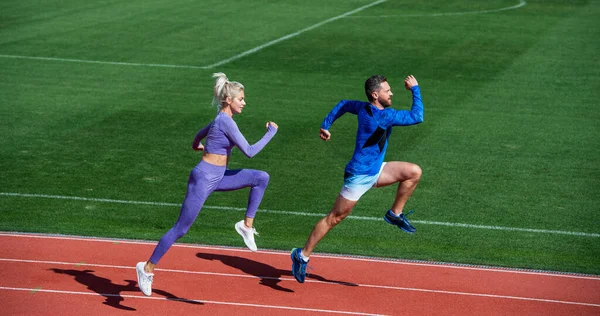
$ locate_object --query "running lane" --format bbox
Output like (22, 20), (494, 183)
(1, 233), (598, 315)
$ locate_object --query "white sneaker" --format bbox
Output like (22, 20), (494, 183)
(136, 261), (153, 296)
(235, 220), (259, 251)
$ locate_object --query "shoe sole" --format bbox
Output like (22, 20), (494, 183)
(383, 216), (415, 234)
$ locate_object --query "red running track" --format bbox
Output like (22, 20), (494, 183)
(0, 233), (599, 315)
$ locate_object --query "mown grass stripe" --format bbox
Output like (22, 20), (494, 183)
(202, 0), (387, 68)
(0, 0), (388, 70)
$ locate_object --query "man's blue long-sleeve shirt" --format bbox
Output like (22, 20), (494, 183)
(321, 86), (424, 176)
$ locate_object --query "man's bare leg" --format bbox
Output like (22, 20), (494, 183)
(302, 195), (357, 257)
(376, 161), (422, 216)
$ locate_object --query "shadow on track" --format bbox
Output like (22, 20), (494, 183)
(196, 252), (358, 293)
(50, 268), (203, 311)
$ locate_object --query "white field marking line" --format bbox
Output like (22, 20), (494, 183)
(2, 233), (600, 281)
(2, 192), (599, 238)
(2, 258), (599, 308)
(0, 54), (207, 70)
(347, 0), (526, 18)
(0, 0), (387, 70)
(202, 0), (387, 69)
(0, 286), (385, 315)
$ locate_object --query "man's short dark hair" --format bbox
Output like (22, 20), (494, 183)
(365, 75), (387, 102)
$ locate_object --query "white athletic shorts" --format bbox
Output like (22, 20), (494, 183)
(339, 162), (386, 201)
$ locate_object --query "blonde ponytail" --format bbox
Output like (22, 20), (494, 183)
(212, 72), (244, 111)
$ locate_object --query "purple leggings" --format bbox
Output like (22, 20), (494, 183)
(149, 160), (269, 264)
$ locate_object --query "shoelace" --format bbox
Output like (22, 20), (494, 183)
(241, 224), (259, 237)
(244, 227), (258, 237)
(297, 260), (311, 278)
(142, 273), (153, 283)
(388, 209), (415, 219)
(294, 251), (310, 274)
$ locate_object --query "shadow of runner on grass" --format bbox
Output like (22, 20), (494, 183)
(49, 268), (203, 310)
(196, 252), (358, 293)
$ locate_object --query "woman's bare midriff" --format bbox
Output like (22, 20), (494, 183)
(202, 152), (228, 166)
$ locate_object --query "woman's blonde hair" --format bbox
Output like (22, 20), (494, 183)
(212, 72), (244, 111)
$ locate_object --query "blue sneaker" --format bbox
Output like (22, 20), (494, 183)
(384, 209), (416, 234)
(291, 248), (309, 283)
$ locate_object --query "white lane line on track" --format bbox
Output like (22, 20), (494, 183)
(347, 0), (527, 18)
(2, 192), (599, 238)
(0, 286), (385, 316)
(1, 234), (600, 281)
(1, 258), (599, 308)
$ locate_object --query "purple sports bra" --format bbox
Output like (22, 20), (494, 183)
(194, 112), (277, 158)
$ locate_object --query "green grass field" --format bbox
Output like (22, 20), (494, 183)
(1, 0), (599, 275)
